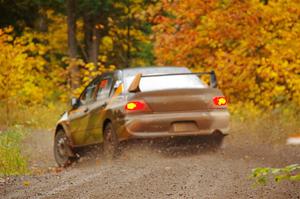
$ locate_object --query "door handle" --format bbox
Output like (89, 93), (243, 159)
(84, 108), (89, 113)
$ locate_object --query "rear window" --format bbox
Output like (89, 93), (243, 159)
(124, 75), (207, 92)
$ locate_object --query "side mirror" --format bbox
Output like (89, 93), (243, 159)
(210, 70), (218, 88)
(71, 97), (80, 108)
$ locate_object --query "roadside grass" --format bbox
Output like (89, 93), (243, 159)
(229, 103), (300, 144)
(0, 102), (67, 176)
(0, 102), (68, 130)
(0, 126), (29, 176)
(251, 164), (300, 185)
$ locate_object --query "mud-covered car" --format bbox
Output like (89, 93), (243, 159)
(54, 67), (230, 166)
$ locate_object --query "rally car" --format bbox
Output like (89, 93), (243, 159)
(54, 67), (230, 166)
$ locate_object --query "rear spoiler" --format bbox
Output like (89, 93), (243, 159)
(128, 70), (218, 93)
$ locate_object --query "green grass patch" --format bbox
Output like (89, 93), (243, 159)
(251, 164), (300, 185)
(0, 126), (29, 176)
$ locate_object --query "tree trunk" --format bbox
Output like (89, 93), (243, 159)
(83, 13), (101, 67)
(91, 27), (100, 66)
(66, 0), (80, 91)
(126, 2), (131, 68)
(35, 10), (48, 32)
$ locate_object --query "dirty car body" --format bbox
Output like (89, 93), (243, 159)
(54, 67), (230, 166)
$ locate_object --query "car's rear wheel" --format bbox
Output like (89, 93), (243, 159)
(103, 122), (119, 159)
(208, 131), (226, 150)
(54, 129), (74, 167)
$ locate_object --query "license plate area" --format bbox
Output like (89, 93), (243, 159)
(172, 122), (198, 132)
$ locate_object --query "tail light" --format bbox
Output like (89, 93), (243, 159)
(125, 101), (150, 112)
(213, 96), (227, 106)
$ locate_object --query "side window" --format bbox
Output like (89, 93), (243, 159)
(80, 82), (98, 105)
(96, 78), (113, 101)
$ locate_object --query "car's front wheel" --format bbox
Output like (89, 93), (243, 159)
(53, 129), (74, 167)
(103, 122), (119, 159)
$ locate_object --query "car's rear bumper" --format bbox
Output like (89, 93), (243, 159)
(122, 110), (230, 139)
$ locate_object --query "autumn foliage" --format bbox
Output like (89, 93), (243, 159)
(153, 0), (300, 110)
(0, 0), (299, 123)
(0, 26), (62, 105)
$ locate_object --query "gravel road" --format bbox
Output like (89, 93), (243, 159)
(1, 129), (300, 199)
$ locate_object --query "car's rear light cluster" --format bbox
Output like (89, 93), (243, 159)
(125, 101), (152, 113)
(125, 101), (145, 111)
(213, 96), (227, 106)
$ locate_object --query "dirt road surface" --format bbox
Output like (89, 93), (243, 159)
(1, 129), (300, 199)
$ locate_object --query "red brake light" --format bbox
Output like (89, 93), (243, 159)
(125, 101), (145, 111)
(213, 96), (227, 106)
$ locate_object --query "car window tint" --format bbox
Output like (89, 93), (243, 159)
(81, 83), (97, 104)
(97, 78), (113, 101)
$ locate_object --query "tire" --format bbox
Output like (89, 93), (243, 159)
(54, 129), (74, 167)
(208, 132), (226, 150)
(103, 122), (119, 159)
